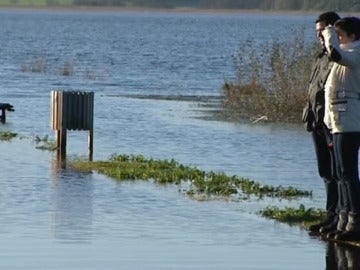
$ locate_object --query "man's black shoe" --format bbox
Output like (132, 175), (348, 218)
(335, 231), (360, 242)
(319, 218), (338, 234)
(308, 214), (336, 233)
(326, 230), (342, 240)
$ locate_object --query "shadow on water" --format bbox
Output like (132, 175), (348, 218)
(50, 158), (94, 243)
(326, 241), (360, 269)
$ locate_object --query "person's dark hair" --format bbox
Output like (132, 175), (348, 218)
(335, 17), (360, 41)
(316, 11), (340, 26)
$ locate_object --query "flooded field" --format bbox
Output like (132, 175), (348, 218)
(0, 9), (355, 269)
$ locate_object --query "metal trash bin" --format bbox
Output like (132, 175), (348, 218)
(50, 90), (94, 161)
(51, 91), (94, 131)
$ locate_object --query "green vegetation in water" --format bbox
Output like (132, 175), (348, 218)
(33, 134), (57, 151)
(0, 130), (56, 151)
(71, 154), (321, 227)
(70, 153), (312, 200)
(259, 204), (326, 227)
(0, 131), (17, 141)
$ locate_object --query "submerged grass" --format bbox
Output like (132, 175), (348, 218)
(33, 134), (57, 151)
(70, 153), (325, 228)
(70, 153), (312, 200)
(0, 131), (17, 141)
(259, 204), (326, 228)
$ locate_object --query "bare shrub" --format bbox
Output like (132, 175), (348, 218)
(223, 30), (316, 123)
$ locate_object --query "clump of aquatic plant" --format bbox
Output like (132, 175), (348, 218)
(222, 30), (316, 123)
(0, 131), (17, 141)
(235, 177), (312, 198)
(70, 153), (312, 201)
(61, 60), (74, 76)
(259, 204), (326, 226)
(33, 134), (57, 151)
(84, 68), (108, 80)
(20, 58), (47, 73)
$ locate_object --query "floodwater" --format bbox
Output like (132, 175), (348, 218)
(0, 8), (358, 269)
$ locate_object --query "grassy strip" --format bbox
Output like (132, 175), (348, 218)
(70, 153), (312, 200)
(71, 153), (324, 228)
(259, 204), (326, 227)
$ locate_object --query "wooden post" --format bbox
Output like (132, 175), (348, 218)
(0, 108), (5, 123)
(57, 129), (67, 161)
(88, 129), (93, 161)
(87, 92), (94, 161)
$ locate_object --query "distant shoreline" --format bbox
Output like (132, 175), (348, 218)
(0, 5), (325, 16)
(1, 5), (358, 19)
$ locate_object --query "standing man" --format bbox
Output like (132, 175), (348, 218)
(303, 11), (341, 234)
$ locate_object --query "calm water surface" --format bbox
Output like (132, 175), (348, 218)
(0, 9), (356, 269)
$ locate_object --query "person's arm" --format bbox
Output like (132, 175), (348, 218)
(322, 26), (359, 67)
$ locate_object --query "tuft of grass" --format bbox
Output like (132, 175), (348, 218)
(259, 204), (326, 227)
(0, 131), (17, 141)
(61, 60), (74, 76)
(222, 30), (317, 123)
(70, 153), (312, 201)
(33, 134), (57, 151)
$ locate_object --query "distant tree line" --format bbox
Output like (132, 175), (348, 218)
(69, 0), (360, 11)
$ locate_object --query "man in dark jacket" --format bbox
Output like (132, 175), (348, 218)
(303, 11), (341, 234)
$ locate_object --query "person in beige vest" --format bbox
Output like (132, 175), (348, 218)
(322, 17), (360, 241)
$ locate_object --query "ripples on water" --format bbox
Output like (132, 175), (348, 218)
(0, 9), (348, 269)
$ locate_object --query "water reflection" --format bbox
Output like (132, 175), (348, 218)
(326, 242), (360, 269)
(50, 158), (93, 243)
